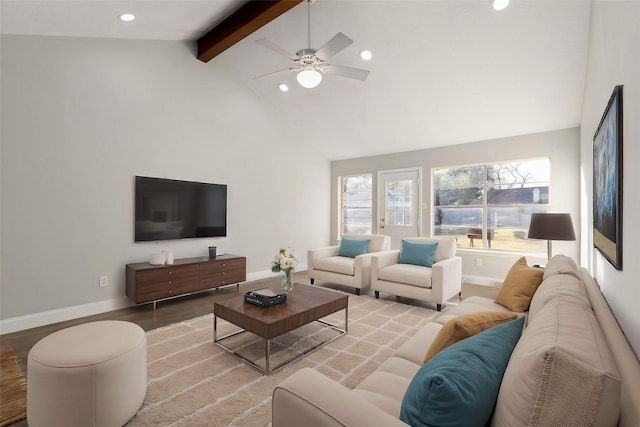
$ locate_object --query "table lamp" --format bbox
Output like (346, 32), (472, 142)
(527, 213), (576, 259)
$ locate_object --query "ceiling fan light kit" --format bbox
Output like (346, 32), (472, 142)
(297, 66), (322, 88)
(492, 0), (510, 11)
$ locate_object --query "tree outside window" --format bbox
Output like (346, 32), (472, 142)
(433, 159), (550, 253)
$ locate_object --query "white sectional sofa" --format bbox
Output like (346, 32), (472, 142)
(272, 256), (640, 426)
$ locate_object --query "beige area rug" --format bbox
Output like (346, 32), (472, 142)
(0, 346), (28, 427)
(126, 293), (437, 427)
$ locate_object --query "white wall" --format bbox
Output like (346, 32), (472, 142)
(331, 128), (581, 282)
(0, 35), (330, 329)
(580, 1), (640, 354)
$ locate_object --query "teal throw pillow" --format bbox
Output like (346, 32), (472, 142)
(399, 316), (525, 427)
(338, 238), (371, 258)
(399, 240), (438, 267)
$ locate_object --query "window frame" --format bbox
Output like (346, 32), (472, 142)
(338, 173), (373, 239)
(432, 158), (550, 253)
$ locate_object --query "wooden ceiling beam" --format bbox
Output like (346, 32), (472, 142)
(197, 0), (302, 63)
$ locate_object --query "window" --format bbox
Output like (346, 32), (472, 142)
(385, 179), (413, 226)
(339, 174), (372, 237)
(433, 159), (550, 253)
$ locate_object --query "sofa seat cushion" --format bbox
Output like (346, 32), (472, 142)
(400, 317), (525, 427)
(353, 357), (420, 418)
(378, 263), (432, 288)
(313, 256), (355, 276)
(393, 322), (444, 365)
(433, 296), (512, 326)
(492, 295), (621, 427)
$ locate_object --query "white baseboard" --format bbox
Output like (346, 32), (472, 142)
(462, 275), (503, 287)
(0, 264), (310, 335)
(246, 263), (308, 283)
(0, 297), (133, 335)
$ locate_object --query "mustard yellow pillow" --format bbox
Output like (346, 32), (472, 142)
(494, 257), (544, 312)
(424, 311), (519, 362)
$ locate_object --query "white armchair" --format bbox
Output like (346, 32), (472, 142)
(308, 234), (391, 295)
(371, 237), (462, 311)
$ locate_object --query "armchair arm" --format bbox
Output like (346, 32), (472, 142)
(272, 368), (408, 427)
(308, 246), (340, 272)
(371, 250), (401, 273)
(353, 250), (396, 288)
(430, 256), (462, 303)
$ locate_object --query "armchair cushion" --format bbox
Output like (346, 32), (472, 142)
(378, 263), (432, 288)
(313, 256), (355, 276)
(398, 240), (438, 267)
(338, 237), (371, 258)
(400, 317), (525, 427)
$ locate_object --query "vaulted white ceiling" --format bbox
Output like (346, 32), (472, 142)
(1, 0), (592, 160)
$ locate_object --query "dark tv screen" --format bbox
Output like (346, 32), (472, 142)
(135, 176), (227, 242)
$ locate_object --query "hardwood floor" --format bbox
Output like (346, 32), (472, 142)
(0, 272), (496, 427)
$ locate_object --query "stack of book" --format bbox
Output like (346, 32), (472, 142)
(244, 289), (287, 307)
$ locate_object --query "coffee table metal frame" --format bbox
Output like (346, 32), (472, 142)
(213, 284), (348, 375)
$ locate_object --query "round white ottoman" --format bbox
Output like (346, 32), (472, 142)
(27, 320), (147, 427)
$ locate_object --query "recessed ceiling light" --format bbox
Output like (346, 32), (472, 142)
(279, 83), (289, 92)
(119, 13), (136, 22)
(492, 0), (509, 11)
(360, 50), (373, 61)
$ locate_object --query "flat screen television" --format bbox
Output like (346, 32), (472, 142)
(134, 176), (227, 242)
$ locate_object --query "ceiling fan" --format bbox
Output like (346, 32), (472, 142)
(254, 0), (370, 89)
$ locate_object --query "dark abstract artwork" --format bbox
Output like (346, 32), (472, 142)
(593, 85), (623, 270)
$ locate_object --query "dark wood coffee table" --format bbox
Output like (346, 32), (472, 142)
(213, 283), (348, 374)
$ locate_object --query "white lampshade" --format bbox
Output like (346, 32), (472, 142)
(296, 67), (322, 89)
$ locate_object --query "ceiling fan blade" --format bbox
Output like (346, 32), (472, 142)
(254, 68), (297, 80)
(315, 32), (353, 61)
(324, 64), (370, 81)
(255, 38), (297, 61)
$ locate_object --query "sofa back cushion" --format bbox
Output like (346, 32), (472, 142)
(342, 234), (391, 253)
(492, 293), (621, 426)
(528, 255), (591, 323)
(402, 237), (456, 263)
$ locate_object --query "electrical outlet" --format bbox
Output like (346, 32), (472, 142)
(99, 275), (108, 288)
(475, 258), (483, 267)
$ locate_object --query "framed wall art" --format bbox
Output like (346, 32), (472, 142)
(593, 85), (623, 270)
